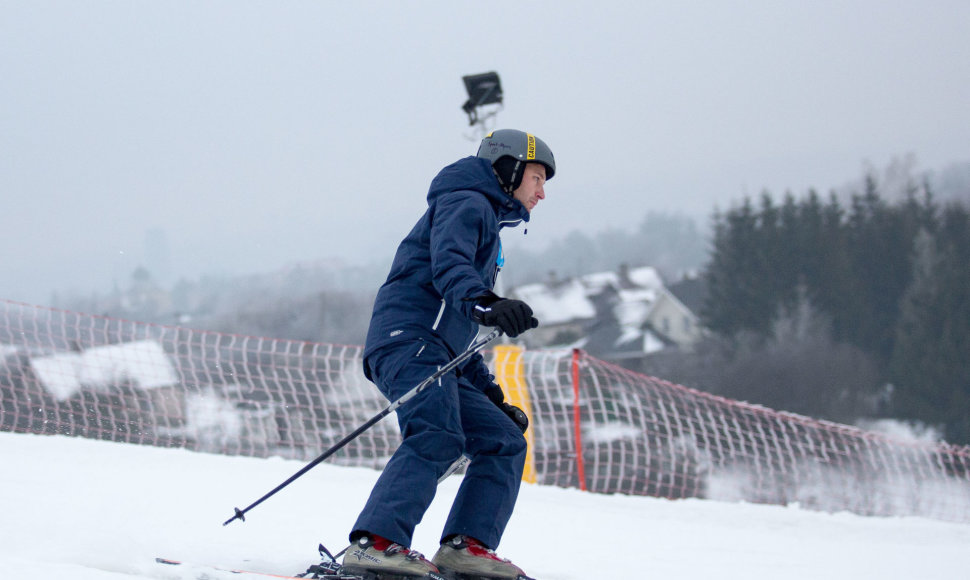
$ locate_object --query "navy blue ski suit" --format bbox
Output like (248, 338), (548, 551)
(351, 156), (530, 550)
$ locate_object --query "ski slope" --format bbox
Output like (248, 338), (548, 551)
(1, 432), (967, 580)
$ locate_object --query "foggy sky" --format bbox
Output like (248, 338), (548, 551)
(3, 1), (969, 304)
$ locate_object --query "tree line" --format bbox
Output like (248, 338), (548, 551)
(700, 176), (970, 444)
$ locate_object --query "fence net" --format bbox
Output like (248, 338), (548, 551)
(2, 299), (969, 523)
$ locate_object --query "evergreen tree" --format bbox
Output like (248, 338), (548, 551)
(703, 198), (776, 337)
(757, 193), (797, 317)
(813, 193), (855, 344)
(794, 190), (825, 308)
(700, 176), (959, 434)
(839, 176), (929, 362)
(890, 204), (970, 442)
(776, 192), (802, 312)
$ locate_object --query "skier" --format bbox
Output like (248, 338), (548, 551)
(341, 129), (555, 580)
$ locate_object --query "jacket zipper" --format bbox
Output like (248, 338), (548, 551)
(431, 298), (446, 331)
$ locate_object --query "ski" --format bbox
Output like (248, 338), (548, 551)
(434, 570), (535, 580)
(154, 556), (454, 580)
(154, 556), (351, 579)
(156, 540), (534, 580)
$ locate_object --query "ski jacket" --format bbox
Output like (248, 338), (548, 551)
(362, 156), (530, 388)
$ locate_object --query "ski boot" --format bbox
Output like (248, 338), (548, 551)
(340, 534), (445, 580)
(431, 536), (534, 580)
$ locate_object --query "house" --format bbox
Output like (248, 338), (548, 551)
(27, 339), (186, 440)
(29, 338), (180, 403)
(508, 264), (703, 360)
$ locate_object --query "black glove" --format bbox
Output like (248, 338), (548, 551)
(472, 294), (539, 338)
(500, 402), (529, 433)
(484, 384), (529, 433)
(484, 384), (506, 406)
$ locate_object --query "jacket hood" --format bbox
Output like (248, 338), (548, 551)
(427, 156), (530, 226)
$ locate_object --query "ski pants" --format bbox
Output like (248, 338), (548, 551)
(351, 338), (527, 550)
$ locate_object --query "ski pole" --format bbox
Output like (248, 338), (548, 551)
(439, 453), (472, 483)
(223, 328), (503, 526)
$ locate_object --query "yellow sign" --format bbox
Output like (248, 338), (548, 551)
(493, 344), (537, 483)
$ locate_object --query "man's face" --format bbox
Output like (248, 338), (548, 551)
(512, 163), (547, 213)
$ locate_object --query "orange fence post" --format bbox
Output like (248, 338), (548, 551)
(571, 348), (586, 491)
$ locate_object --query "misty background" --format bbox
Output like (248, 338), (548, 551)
(3, 1), (969, 305)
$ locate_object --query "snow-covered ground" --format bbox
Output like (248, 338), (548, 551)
(1, 431), (967, 580)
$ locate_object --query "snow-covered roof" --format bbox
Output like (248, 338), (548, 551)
(510, 265), (674, 355)
(627, 266), (664, 289)
(513, 266), (664, 327)
(29, 339), (179, 401)
(512, 278), (596, 325)
(580, 266), (664, 293)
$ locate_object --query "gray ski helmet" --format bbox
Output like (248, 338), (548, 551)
(477, 129), (556, 192)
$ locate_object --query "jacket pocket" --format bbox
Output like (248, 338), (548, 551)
(367, 339), (427, 387)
